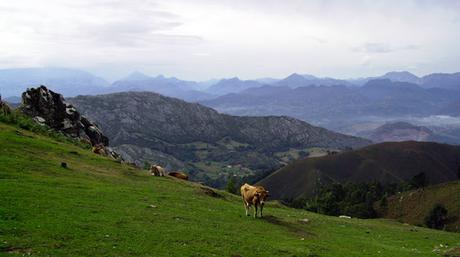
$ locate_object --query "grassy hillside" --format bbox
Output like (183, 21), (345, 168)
(0, 122), (459, 256)
(258, 141), (460, 200)
(375, 181), (460, 232)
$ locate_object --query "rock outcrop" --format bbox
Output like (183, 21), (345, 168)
(19, 85), (109, 146)
(0, 95), (12, 115)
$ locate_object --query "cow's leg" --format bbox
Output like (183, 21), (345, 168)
(254, 204), (258, 218)
(260, 204), (264, 217)
(246, 203), (251, 216)
(243, 200), (248, 216)
(242, 198), (249, 216)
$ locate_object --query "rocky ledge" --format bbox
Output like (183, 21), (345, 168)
(19, 85), (109, 147)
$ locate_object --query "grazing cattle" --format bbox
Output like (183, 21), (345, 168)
(240, 183), (269, 218)
(92, 144), (107, 156)
(150, 165), (166, 177)
(168, 172), (188, 180)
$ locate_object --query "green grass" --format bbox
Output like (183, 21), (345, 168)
(0, 122), (459, 257)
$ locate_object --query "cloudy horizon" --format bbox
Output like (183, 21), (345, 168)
(1, 0), (460, 81)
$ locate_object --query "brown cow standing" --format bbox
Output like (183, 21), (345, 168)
(150, 165), (166, 177)
(240, 183), (269, 218)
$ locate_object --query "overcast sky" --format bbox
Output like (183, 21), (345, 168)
(1, 0), (460, 81)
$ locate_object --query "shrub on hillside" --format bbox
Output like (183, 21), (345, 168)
(424, 203), (448, 230)
(226, 174), (237, 194)
(410, 172), (427, 189)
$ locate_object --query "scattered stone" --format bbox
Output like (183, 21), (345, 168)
(339, 215), (351, 219)
(298, 218), (310, 224)
(32, 116), (46, 125)
(149, 204), (157, 208)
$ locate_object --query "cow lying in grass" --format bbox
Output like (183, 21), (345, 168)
(150, 165), (166, 176)
(168, 171), (188, 180)
(240, 183), (269, 218)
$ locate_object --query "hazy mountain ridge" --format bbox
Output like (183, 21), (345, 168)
(202, 79), (460, 128)
(109, 72), (216, 102)
(68, 91), (370, 185)
(2, 68), (460, 99)
(351, 71), (460, 89)
(3, 68), (460, 144)
(206, 77), (262, 95)
(0, 67), (110, 97)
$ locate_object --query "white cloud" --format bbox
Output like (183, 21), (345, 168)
(0, 0), (459, 80)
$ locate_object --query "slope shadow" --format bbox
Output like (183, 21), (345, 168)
(262, 215), (315, 238)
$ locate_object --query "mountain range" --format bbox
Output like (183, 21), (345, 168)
(3, 67), (460, 144)
(201, 79), (460, 128)
(108, 72), (216, 102)
(2, 68), (460, 98)
(68, 91), (369, 187)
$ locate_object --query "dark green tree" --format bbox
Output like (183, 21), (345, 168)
(143, 160), (150, 170)
(410, 172), (427, 189)
(424, 203), (448, 230)
(380, 195), (388, 209)
(226, 174), (237, 194)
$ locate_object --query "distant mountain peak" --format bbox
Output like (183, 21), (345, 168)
(383, 71), (417, 76)
(225, 77), (241, 82)
(124, 71), (152, 81)
(302, 74), (318, 80)
(381, 71), (420, 84)
(285, 73), (306, 80)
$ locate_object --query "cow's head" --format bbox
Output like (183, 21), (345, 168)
(255, 188), (269, 205)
